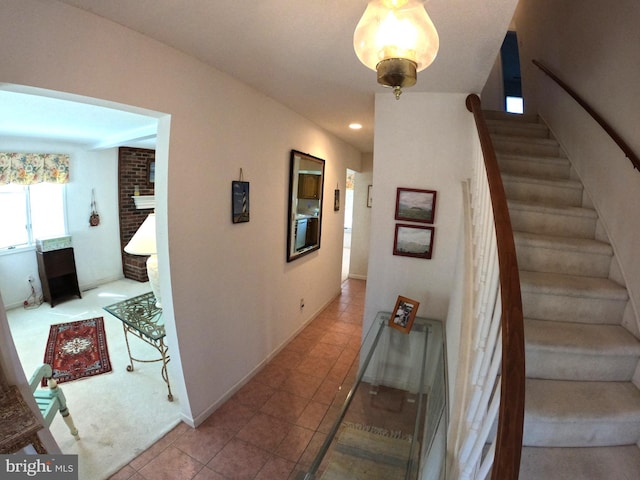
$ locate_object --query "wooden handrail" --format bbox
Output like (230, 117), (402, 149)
(533, 59), (640, 172)
(465, 94), (526, 480)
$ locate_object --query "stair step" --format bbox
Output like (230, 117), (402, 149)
(520, 445), (640, 479)
(486, 118), (550, 139)
(515, 231), (613, 277)
(524, 379), (640, 447)
(520, 270), (628, 324)
(483, 110), (540, 123)
(492, 134), (565, 157)
(502, 173), (584, 206)
(497, 153), (571, 179)
(525, 319), (640, 381)
(508, 200), (598, 238)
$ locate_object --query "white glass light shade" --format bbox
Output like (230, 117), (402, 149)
(354, 0), (439, 73)
(124, 213), (157, 256)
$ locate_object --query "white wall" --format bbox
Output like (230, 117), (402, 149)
(363, 92), (476, 334)
(0, 0), (360, 425)
(349, 153), (373, 280)
(0, 137), (122, 309)
(514, 0), (640, 335)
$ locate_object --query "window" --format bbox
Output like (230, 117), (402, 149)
(0, 183), (66, 250)
(506, 96), (524, 114)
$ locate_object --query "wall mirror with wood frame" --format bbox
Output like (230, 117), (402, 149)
(287, 150), (325, 262)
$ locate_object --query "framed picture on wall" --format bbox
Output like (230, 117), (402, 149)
(147, 159), (155, 185)
(232, 181), (250, 223)
(389, 295), (420, 333)
(393, 224), (435, 259)
(395, 188), (437, 224)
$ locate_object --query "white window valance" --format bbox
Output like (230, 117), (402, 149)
(0, 153), (70, 185)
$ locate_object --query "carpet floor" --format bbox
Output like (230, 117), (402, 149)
(6, 279), (182, 480)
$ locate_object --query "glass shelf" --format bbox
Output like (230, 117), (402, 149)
(303, 311), (446, 480)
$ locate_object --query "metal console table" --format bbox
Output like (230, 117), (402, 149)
(104, 292), (173, 401)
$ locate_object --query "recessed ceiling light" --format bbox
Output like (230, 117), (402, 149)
(349, 123), (363, 130)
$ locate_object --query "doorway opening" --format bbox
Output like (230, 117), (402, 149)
(0, 85), (178, 477)
(343, 169), (356, 282)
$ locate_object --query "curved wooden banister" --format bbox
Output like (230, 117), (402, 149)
(533, 59), (640, 172)
(465, 94), (526, 480)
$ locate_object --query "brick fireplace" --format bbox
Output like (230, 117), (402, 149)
(118, 147), (155, 281)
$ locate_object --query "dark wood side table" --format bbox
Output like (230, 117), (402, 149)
(36, 247), (81, 307)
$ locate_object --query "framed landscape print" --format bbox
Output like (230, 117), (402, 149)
(395, 188), (437, 224)
(389, 295), (420, 333)
(393, 224), (435, 259)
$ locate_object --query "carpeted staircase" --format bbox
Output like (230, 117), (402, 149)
(485, 112), (640, 479)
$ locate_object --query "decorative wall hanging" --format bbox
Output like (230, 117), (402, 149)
(334, 185), (340, 211)
(232, 169), (250, 223)
(147, 159), (155, 185)
(89, 188), (100, 227)
(389, 295), (420, 334)
(395, 188), (437, 224)
(393, 224), (434, 259)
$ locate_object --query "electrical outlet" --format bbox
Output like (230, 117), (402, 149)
(300, 298), (305, 309)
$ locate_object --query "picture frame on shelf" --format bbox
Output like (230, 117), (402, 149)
(393, 224), (435, 259)
(395, 188), (437, 224)
(389, 295), (420, 333)
(232, 181), (250, 223)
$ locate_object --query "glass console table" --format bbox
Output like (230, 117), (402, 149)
(303, 312), (446, 480)
(103, 292), (173, 401)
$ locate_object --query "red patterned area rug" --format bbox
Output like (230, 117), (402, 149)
(43, 317), (112, 385)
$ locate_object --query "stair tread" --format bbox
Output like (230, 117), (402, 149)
(486, 117), (548, 130)
(520, 445), (640, 480)
(526, 378), (640, 421)
(520, 270), (628, 300)
(492, 133), (560, 146)
(525, 318), (640, 355)
(497, 152), (570, 167)
(515, 231), (612, 255)
(508, 200), (597, 218)
(502, 172), (582, 189)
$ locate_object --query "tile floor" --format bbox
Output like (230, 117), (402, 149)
(109, 278), (366, 480)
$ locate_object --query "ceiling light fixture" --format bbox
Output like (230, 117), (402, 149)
(354, 0), (439, 100)
(349, 123), (363, 130)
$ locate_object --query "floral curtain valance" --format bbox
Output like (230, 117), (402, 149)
(0, 152), (70, 185)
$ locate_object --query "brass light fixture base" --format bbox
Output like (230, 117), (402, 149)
(376, 57), (418, 99)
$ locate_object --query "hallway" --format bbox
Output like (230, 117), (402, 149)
(110, 279), (366, 480)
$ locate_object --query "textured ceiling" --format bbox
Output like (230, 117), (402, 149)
(3, 0), (518, 152)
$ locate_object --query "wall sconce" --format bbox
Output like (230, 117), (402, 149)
(124, 212), (161, 308)
(354, 0), (439, 99)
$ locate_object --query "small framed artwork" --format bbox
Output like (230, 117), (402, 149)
(334, 189), (340, 211)
(395, 188), (437, 224)
(147, 159), (155, 185)
(389, 295), (420, 333)
(393, 224), (435, 259)
(367, 185), (373, 208)
(232, 181), (250, 223)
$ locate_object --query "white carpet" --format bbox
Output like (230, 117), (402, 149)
(7, 279), (182, 480)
